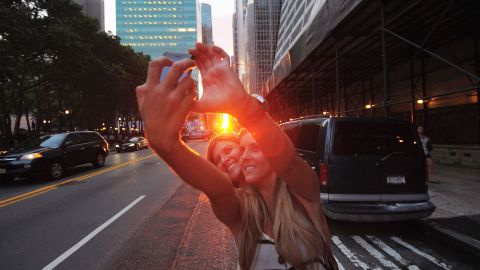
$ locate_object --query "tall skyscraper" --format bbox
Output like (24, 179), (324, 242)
(73, 0), (105, 31)
(242, 0), (282, 95)
(232, 0), (248, 78)
(116, 0), (198, 59)
(274, 0), (325, 68)
(201, 3), (213, 45)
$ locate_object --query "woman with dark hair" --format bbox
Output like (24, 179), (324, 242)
(135, 43), (337, 270)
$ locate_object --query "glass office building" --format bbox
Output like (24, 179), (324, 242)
(201, 3), (213, 45)
(116, 0), (198, 59)
(243, 0), (282, 95)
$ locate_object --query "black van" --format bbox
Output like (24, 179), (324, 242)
(280, 116), (435, 222)
(0, 131), (109, 182)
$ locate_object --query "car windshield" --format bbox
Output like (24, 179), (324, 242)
(333, 122), (421, 156)
(16, 134), (66, 150)
(129, 137), (138, 142)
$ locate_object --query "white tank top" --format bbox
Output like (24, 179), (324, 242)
(237, 233), (327, 270)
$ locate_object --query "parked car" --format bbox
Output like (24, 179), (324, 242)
(0, 131), (109, 182)
(280, 116), (435, 222)
(115, 136), (148, 152)
(183, 129), (213, 142)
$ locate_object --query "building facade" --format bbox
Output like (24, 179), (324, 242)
(200, 3), (213, 45)
(73, 0), (105, 31)
(274, 0), (325, 68)
(116, 0), (198, 59)
(232, 0), (248, 77)
(242, 0), (282, 95)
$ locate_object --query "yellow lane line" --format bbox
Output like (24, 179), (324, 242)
(0, 154), (156, 208)
(0, 189), (55, 208)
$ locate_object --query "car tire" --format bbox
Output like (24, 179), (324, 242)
(48, 160), (64, 180)
(92, 153), (106, 168)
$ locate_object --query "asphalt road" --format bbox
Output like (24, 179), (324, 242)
(0, 141), (477, 270)
(329, 220), (477, 270)
(0, 143), (199, 270)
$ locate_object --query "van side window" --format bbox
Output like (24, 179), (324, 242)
(283, 123), (301, 147)
(297, 123), (320, 152)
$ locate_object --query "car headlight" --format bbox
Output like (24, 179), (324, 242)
(115, 144), (120, 148)
(20, 153), (43, 160)
(128, 143), (135, 147)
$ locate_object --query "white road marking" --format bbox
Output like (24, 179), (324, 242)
(42, 195), (146, 270)
(334, 255), (345, 270)
(391, 236), (451, 270)
(352, 236), (400, 270)
(332, 236), (370, 270)
(367, 236), (420, 270)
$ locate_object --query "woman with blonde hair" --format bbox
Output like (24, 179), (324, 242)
(135, 42), (337, 269)
(206, 133), (244, 187)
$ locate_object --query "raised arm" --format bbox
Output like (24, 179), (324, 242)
(189, 43), (319, 203)
(135, 57), (241, 229)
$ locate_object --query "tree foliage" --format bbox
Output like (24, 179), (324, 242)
(0, 0), (149, 145)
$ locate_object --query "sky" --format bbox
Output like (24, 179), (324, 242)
(104, 0), (235, 56)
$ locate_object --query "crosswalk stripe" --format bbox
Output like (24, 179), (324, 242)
(391, 236), (451, 270)
(332, 236), (370, 270)
(352, 236), (400, 270)
(366, 236), (420, 270)
(334, 256), (345, 270)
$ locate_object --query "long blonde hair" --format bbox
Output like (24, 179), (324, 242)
(236, 181), (330, 270)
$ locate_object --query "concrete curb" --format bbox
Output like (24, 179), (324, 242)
(172, 193), (238, 270)
(170, 193), (202, 270)
(425, 221), (480, 258)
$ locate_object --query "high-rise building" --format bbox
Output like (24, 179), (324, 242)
(232, 0), (248, 78)
(274, 0), (325, 68)
(73, 0), (105, 31)
(242, 0), (282, 95)
(116, 0), (198, 59)
(201, 3), (213, 45)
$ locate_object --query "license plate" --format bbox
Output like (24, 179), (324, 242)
(387, 176), (406, 185)
(0, 168), (6, 174)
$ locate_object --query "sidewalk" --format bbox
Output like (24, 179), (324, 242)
(172, 193), (238, 270)
(424, 163), (480, 257)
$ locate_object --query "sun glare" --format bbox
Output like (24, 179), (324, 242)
(218, 113), (232, 133)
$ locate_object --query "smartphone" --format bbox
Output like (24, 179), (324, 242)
(160, 52), (194, 81)
(160, 67), (193, 81)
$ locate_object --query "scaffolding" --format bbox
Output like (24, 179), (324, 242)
(264, 0), (480, 144)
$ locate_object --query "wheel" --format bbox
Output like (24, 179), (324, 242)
(48, 161), (64, 180)
(92, 153), (106, 168)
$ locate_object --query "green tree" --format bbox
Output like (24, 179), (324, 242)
(0, 0), (149, 146)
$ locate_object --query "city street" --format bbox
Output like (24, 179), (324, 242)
(0, 145), (185, 270)
(0, 142), (477, 270)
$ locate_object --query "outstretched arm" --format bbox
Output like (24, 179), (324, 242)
(135, 57), (241, 229)
(189, 43), (319, 203)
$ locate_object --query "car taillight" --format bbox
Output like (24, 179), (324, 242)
(320, 163), (328, 186)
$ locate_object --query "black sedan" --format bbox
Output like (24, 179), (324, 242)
(115, 136), (148, 152)
(0, 131), (109, 182)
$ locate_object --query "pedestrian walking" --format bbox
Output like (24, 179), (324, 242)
(418, 126), (434, 182)
(136, 43), (337, 270)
